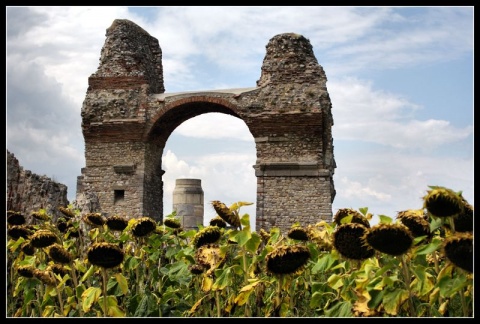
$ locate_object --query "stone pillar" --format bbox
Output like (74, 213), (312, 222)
(172, 179), (204, 230)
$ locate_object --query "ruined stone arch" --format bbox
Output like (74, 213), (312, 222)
(78, 19), (336, 233)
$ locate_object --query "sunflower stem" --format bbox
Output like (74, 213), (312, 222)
(101, 268), (108, 317)
(288, 277), (295, 315)
(241, 246), (252, 317)
(400, 255), (416, 316)
(275, 276), (283, 316)
(459, 285), (469, 317)
(215, 290), (221, 317)
(55, 284), (64, 316)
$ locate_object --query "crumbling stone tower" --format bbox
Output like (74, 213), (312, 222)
(78, 19), (336, 232)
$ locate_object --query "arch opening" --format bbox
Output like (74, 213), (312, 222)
(146, 100), (257, 229)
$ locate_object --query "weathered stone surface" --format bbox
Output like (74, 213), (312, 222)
(6, 150), (69, 223)
(78, 19), (336, 232)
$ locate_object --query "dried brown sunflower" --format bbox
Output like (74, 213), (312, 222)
(56, 218), (70, 233)
(364, 223), (413, 256)
(7, 211), (26, 226)
(83, 212), (106, 227)
(17, 265), (36, 278)
(443, 232), (473, 273)
(287, 226), (309, 241)
(453, 199), (473, 233)
(333, 208), (370, 228)
(31, 210), (50, 221)
(106, 215), (129, 232)
(259, 228), (271, 244)
(48, 243), (73, 264)
(131, 217), (157, 237)
(7, 225), (32, 240)
(30, 230), (58, 248)
(192, 226), (222, 248)
(87, 242), (124, 269)
(423, 186), (464, 218)
(209, 216), (227, 228)
(396, 209), (431, 238)
(58, 206), (76, 219)
(67, 227), (81, 238)
(21, 241), (35, 256)
(211, 200), (241, 229)
(189, 264), (205, 275)
(33, 269), (56, 286)
(163, 217), (182, 229)
(48, 263), (69, 277)
(333, 223), (374, 260)
(265, 244), (310, 276)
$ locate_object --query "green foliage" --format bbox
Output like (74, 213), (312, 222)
(6, 188), (473, 317)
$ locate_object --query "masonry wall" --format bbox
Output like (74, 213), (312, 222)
(6, 150), (69, 222)
(256, 176), (332, 230)
(81, 141), (148, 219)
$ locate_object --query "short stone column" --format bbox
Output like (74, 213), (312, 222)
(172, 178), (204, 230)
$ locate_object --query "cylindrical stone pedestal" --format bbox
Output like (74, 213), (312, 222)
(172, 178), (204, 230)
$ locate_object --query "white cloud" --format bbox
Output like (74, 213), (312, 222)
(174, 113), (254, 141)
(329, 77), (472, 150)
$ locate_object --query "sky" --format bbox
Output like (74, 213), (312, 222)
(6, 6), (474, 229)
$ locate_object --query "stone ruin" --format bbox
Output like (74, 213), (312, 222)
(77, 19), (336, 232)
(6, 150), (69, 223)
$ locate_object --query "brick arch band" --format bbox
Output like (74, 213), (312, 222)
(78, 19), (336, 233)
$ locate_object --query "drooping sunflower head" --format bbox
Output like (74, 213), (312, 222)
(48, 243), (73, 264)
(31, 210), (50, 221)
(163, 217), (182, 229)
(453, 198), (473, 233)
(189, 264), (206, 275)
(364, 223), (413, 256)
(287, 226), (309, 241)
(211, 200), (241, 229)
(265, 244), (311, 276)
(87, 242), (124, 269)
(209, 216), (227, 228)
(106, 215), (129, 232)
(17, 265), (36, 278)
(7, 211), (26, 226)
(333, 208), (370, 228)
(33, 269), (56, 286)
(58, 206), (76, 219)
(21, 240), (35, 256)
(396, 209), (431, 238)
(332, 223), (374, 260)
(48, 264), (69, 278)
(30, 230), (58, 248)
(192, 226), (222, 248)
(56, 218), (70, 233)
(67, 227), (81, 238)
(83, 212), (106, 227)
(7, 225), (33, 240)
(443, 232), (473, 273)
(423, 186), (464, 218)
(259, 228), (271, 244)
(131, 217), (157, 237)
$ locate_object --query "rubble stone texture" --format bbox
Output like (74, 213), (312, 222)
(6, 150), (69, 223)
(79, 19), (336, 232)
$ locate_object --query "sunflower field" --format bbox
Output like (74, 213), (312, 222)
(6, 185), (473, 317)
